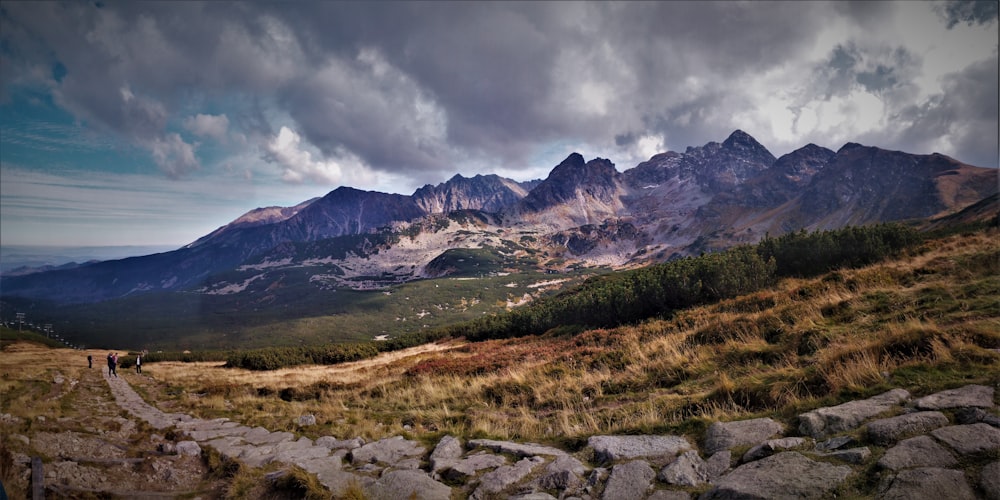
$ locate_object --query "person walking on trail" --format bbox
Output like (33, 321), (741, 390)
(107, 353), (115, 377)
(112, 353), (118, 377)
(87, 354), (92, 368)
(135, 353), (142, 374)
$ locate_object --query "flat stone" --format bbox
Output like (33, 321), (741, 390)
(798, 388), (910, 438)
(701, 452), (852, 500)
(658, 450), (707, 486)
(703, 418), (784, 454)
(509, 494), (557, 500)
(468, 439), (567, 458)
(931, 423), (1000, 455)
(815, 435), (855, 452)
(443, 452), (507, 482)
(315, 436), (364, 450)
(742, 437), (807, 463)
(601, 460), (655, 500)
(878, 435), (957, 470)
(245, 429), (295, 446)
(430, 435), (463, 473)
(365, 469), (451, 500)
(823, 446), (871, 464)
(350, 436), (426, 466)
(472, 456), (544, 500)
(878, 467), (976, 500)
(648, 491), (691, 500)
(588, 435), (692, 463)
(914, 384), (995, 410)
(980, 461), (1000, 500)
(175, 440), (201, 456)
(866, 411), (949, 445)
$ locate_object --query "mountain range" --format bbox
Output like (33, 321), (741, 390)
(2, 130), (996, 309)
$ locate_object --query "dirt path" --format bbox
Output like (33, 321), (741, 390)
(0, 345), (220, 498)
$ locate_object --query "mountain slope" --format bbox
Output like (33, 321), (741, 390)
(1, 130), (995, 311)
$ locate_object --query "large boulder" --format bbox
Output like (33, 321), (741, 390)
(703, 418), (784, 454)
(429, 435), (463, 473)
(589, 435), (692, 462)
(601, 460), (655, 500)
(701, 452), (852, 499)
(866, 411), (949, 445)
(930, 423), (1000, 456)
(878, 467), (976, 500)
(798, 389), (909, 438)
(980, 461), (1000, 500)
(877, 435), (957, 471)
(913, 384), (995, 410)
(365, 469), (452, 500)
(658, 450), (708, 486)
(472, 456), (544, 500)
(350, 436), (426, 467)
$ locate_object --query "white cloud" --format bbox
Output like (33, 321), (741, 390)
(149, 133), (200, 179)
(183, 113), (229, 142)
(266, 126), (355, 185)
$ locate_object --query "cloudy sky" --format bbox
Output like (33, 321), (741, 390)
(1, 1), (997, 248)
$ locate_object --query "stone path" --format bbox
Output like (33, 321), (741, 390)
(104, 371), (1000, 499)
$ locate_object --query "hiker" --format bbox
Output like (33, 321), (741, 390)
(135, 353), (142, 374)
(112, 353), (119, 377)
(87, 355), (92, 368)
(107, 353), (114, 376)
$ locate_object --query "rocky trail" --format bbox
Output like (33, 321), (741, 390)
(3, 357), (999, 499)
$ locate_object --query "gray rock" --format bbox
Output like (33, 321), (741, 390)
(866, 411), (949, 445)
(429, 435), (463, 473)
(472, 456), (545, 500)
(589, 434), (692, 463)
(175, 440), (201, 456)
(468, 438), (567, 457)
(703, 418), (784, 454)
(913, 384), (995, 410)
(931, 423), (1000, 455)
(350, 436), (426, 466)
(980, 461), (1000, 500)
(704, 451), (731, 481)
(648, 491), (691, 500)
(823, 446), (871, 464)
(443, 452), (507, 482)
(798, 388), (910, 438)
(315, 436), (364, 450)
(877, 435), (957, 470)
(601, 460), (655, 500)
(741, 437), (807, 463)
(537, 454), (588, 491)
(659, 450), (707, 486)
(297, 414), (316, 426)
(587, 467), (608, 488)
(815, 435), (855, 452)
(878, 467), (976, 500)
(509, 494), (558, 500)
(701, 452), (852, 500)
(365, 469), (451, 500)
(954, 407), (989, 424)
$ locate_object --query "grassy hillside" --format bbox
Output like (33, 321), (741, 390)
(136, 226), (998, 446)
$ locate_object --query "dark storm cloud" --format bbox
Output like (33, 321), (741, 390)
(1, 1), (996, 185)
(937, 0), (1000, 28)
(891, 56), (1000, 168)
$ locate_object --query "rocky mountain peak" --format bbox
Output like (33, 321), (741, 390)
(721, 129), (777, 165)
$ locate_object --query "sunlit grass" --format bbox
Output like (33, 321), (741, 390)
(7, 229), (998, 451)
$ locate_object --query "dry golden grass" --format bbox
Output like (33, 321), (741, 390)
(11, 229), (999, 448)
